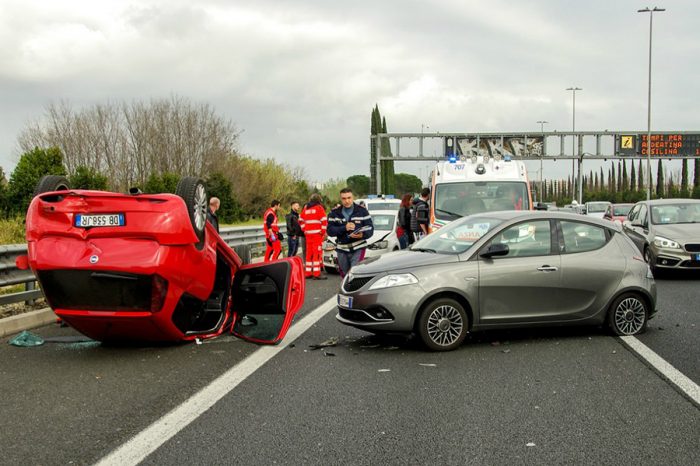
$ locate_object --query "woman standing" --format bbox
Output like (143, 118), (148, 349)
(397, 193), (414, 249)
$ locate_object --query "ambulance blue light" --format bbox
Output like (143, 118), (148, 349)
(448, 156), (457, 163)
(504, 155), (512, 162)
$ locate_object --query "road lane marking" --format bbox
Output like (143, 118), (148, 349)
(620, 335), (700, 406)
(95, 295), (338, 466)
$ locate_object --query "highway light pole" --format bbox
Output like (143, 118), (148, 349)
(536, 120), (548, 203)
(638, 7), (665, 201)
(566, 87), (582, 202)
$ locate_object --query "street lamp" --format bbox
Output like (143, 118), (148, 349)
(536, 120), (548, 203)
(566, 87), (582, 202)
(638, 7), (665, 200)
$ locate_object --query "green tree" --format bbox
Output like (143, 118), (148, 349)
(69, 166), (108, 190)
(693, 158), (700, 199)
(144, 172), (181, 194)
(621, 160), (628, 192)
(656, 160), (664, 198)
(630, 161), (636, 193)
(380, 116), (395, 195)
(346, 175), (370, 197)
(7, 146), (66, 215)
(394, 173), (422, 197)
(0, 167), (7, 217)
(638, 159), (645, 192)
(206, 172), (242, 223)
(680, 158), (689, 198)
(610, 162), (616, 196)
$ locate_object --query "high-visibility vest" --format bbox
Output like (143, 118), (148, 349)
(299, 203), (327, 237)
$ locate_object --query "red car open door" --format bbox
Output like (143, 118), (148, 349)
(229, 256), (305, 344)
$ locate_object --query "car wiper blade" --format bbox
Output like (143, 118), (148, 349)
(411, 247), (437, 253)
(435, 208), (461, 217)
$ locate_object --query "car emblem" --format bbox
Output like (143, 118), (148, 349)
(89, 255), (99, 264)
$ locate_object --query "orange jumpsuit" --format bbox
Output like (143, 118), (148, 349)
(299, 201), (327, 277)
(262, 207), (281, 262)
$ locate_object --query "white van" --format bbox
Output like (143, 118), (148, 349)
(430, 156), (532, 231)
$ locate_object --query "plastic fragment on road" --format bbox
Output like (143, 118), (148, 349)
(324, 351), (335, 357)
(502, 349), (511, 354)
(8, 331), (45, 347)
(309, 336), (338, 350)
(378, 369), (391, 372)
(195, 338), (202, 345)
(526, 442), (536, 447)
(419, 363), (436, 367)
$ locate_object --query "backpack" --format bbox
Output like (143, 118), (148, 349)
(410, 201), (422, 233)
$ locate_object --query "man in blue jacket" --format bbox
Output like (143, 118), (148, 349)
(327, 187), (374, 277)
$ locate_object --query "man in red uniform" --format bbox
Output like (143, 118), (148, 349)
(299, 193), (327, 279)
(263, 200), (282, 262)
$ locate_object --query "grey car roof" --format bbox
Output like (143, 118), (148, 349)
(465, 210), (623, 232)
(636, 198), (700, 206)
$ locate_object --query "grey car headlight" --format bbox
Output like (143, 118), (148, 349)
(369, 240), (389, 250)
(368, 273), (418, 290)
(653, 236), (680, 249)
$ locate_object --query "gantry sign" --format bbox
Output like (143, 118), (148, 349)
(371, 131), (700, 195)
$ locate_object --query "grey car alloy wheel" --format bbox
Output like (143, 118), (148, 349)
(418, 298), (468, 351)
(609, 294), (648, 336)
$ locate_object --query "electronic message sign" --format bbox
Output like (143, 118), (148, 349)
(616, 133), (700, 156)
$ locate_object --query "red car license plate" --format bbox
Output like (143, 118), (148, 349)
(75, 214), (125, 228)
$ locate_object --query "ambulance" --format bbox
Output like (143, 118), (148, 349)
(429, 154), (533, 231)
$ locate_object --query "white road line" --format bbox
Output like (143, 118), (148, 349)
(95, 295), (338, 466)
(620, 335), (700, 405)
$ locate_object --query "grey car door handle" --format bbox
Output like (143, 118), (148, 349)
(537, 266), (558, 272)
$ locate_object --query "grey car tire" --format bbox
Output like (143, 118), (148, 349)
(607, 292), (649, 336)
(175, 177), (207, 250)
(643, 246), (656, 274)
(33, 175), (70, 197)
(417, 298), (468, 351)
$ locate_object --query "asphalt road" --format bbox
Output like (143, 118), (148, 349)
(0, 272), (698, 465)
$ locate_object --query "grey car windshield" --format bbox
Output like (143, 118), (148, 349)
(650, 203), (700, 224)
(434, 182), (529, 220)
(411, 215), (505, 254)
(587, 202), (609, 213)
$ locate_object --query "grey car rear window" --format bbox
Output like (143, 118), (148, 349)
(560, 221), (609, 254)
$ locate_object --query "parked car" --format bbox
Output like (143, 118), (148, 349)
(622, 199), (700, 273)
(336, 211), (656, 351)
(585, 201), (612, 219)
(603, 203), (634, 224)
(356, 197), (401, 212)
(323, 209), (401, 273)
(17, 175), (305, 343)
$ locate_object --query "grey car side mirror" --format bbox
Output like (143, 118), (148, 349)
(479, 243), (509, 258)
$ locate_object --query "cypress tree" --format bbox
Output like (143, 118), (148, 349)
(656, 160), (664, 198)
(380, 116), (395, 195)
(369, 105), (379, 194)
(694, 158), (700, 198)
(681, 159), (689, 197)
(622, 160), (629, 192)
(638, 159), (645, 192)
(617, 161), (623, 192)
(630, 161), (636, 192)
(610, 162), (617, 195)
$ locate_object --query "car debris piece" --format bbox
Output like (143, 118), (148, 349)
(419, 363), (437, 367)
(324, 351), (336, 357)
(8, 331), (45, 347)
(309, 337), (339, 350)
(378, 369), (391, 372)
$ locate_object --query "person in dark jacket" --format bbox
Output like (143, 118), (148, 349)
(327, 187), (373, 277)
(207, 197), (220, 233)
(285, 201), (303, 257)
(410, 187), (430, 240)
(397, 193), (414, 249)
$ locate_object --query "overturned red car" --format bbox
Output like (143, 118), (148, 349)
(18, 175), (305, 344)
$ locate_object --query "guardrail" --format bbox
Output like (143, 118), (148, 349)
(0, 224), (287, 307)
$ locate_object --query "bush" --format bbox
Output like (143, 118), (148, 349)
(0, 217), (26, 244)
(7, 147), (66, 216)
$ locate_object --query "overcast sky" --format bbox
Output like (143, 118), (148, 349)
(1, 0), (698, 186)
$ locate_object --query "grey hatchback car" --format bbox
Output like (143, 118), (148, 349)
(622, 199), (700, 273)
(336, 211), (657, 351)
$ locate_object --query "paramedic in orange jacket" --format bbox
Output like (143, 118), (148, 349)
(262, 200), (282, 262)
(299, 194), (327, 279)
